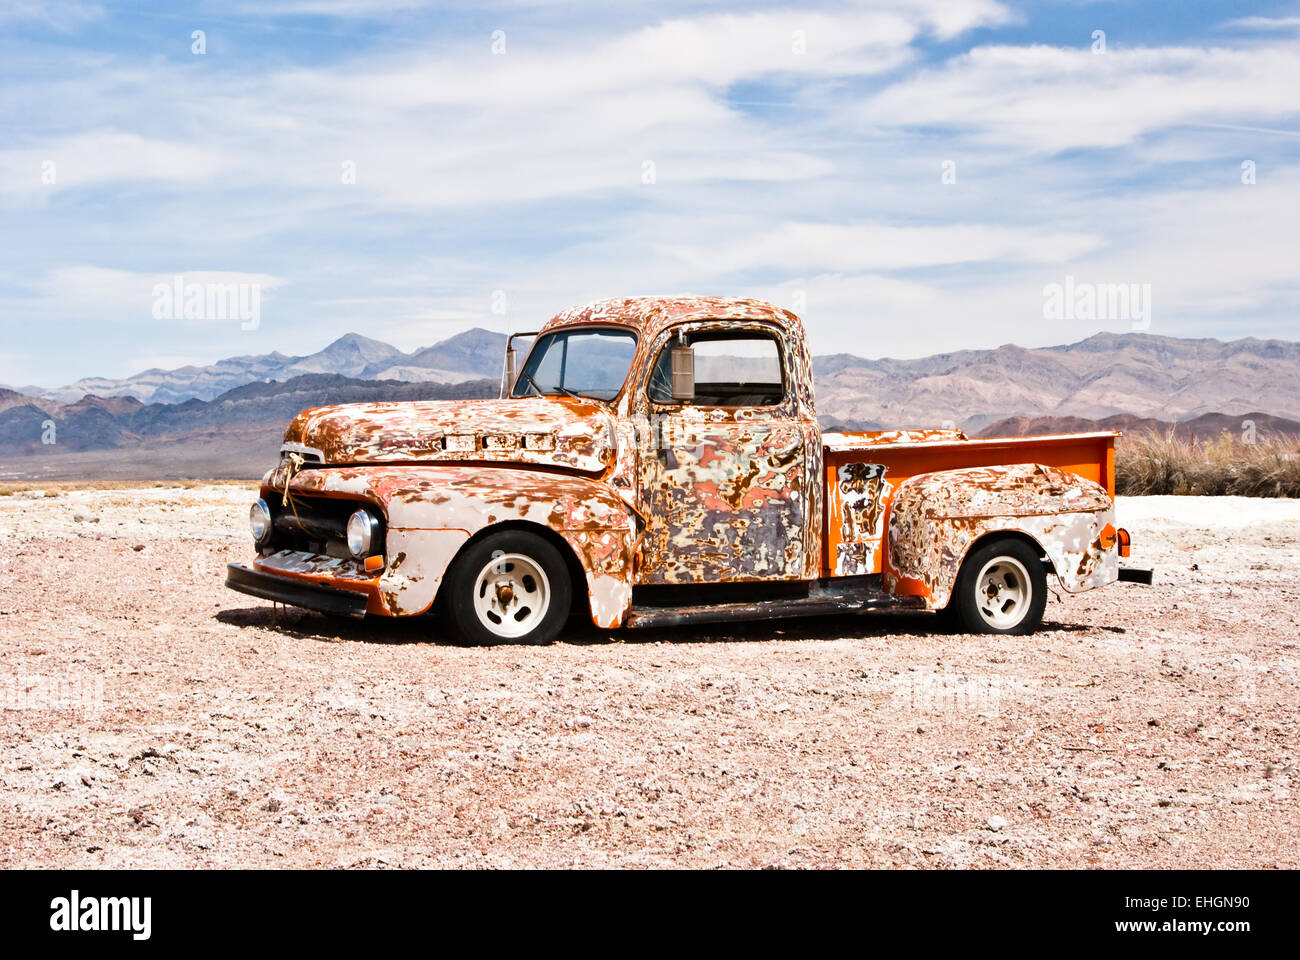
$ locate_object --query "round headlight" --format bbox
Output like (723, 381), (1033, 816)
(249, 499), (272, 545)
(346, 509), (378, 558)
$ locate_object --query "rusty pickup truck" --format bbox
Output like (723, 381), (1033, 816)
(226, 296), (1150, 644)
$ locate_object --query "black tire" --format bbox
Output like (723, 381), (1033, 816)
(439, 529), (572, 646)
(950, 537), (1047, 635)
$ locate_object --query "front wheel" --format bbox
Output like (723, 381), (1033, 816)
(439, 530), (572, 646)
(950, 538), (1047, 635)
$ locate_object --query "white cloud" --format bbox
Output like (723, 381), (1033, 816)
(1, 5), (1007, 210)
(277, 6), (996, 112)
(0, 132), (229, 195)
(127, 354), (211, 372)
(661, 222), (1103, 273)
(224, 8), (967, 207)
(230, 0), (1010, 39)
(1223, 16), (1300, 32)
(752, 167), (1300, 355)
(228, 0), (436, 14)
(0, 351), (33, 389)
(4, 0), (1299, 389)
(0, 1), (103, 29)
(1057, 169), (1300, 329)
(39, 267), (287, 318)
(865, 42), (1300, 153)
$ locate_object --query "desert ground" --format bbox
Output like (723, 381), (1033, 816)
(0, 484), (1296, 868)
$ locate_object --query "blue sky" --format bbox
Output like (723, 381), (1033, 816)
(2, 0), (1299, 388)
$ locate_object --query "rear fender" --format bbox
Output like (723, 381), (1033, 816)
(884, 463), (1118, 609)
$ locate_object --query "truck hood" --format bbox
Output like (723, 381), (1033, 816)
(282, 396), (615, 474)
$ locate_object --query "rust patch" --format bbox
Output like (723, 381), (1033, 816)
(238, 296), (1127, 631)
(832, 462), (892, 576)
(636, 420), (812, 585)
(281, 396), (613, 474)
(885, 463), (1119, 608)
(260, 464), (639, 626)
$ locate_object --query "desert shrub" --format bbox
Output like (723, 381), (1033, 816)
(1116, 430), (1300, 497)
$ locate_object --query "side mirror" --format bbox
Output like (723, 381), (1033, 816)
(501, 346), (517, 399)
(670, 344), (695, 402)
(502, 330), (540, 398)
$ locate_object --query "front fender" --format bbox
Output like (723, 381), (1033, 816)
(884, 463), (1118, 609)
(284, 465), (639, 626)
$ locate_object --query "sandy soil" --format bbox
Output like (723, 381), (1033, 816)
(1, 486), (1296, 868)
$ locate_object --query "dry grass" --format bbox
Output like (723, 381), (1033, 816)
(1117, 430), (1300, 497)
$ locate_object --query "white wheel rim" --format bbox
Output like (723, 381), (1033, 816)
(471, 552), (551, 638)
(975, 556), (1032, 630)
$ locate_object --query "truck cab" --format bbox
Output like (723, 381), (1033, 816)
(226, 296), (1147, 644)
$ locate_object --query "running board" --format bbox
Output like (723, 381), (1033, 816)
(624, 589), (920, 630)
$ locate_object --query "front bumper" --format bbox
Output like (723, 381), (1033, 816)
(225, 562), (369, 618)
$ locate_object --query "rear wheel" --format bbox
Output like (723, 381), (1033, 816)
(950, 538), (1047, 635)
(440, 530), (572, 646)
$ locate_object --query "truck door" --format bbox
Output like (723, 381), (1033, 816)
(636, 324), (817, 585)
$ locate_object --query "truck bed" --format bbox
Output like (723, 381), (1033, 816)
(821, 429), (1118, 578)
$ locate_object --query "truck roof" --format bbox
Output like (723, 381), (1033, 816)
(543, 296), (805, 343)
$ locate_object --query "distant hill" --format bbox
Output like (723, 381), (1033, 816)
(0, 374), (498, 476)
(402, 328), (509, 382)
(6, 327), (1300, 481)
(28, 329), (508, 405)
(977, 411), (1300, 442)
(23, 330), (1300, 432)
(273, 333), (407, 379)
(813, 332), (1300, 432)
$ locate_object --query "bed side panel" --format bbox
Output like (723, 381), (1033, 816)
(822, 432), (1116, 577)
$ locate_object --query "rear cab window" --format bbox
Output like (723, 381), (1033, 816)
(647, 330), (786, 407)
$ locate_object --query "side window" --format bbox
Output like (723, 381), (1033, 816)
(648, 330), (785, 406)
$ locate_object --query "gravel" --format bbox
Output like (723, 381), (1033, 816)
(0, 486), (1296, 868)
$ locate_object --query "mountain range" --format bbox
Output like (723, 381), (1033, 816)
(812, 332), (1300, 433)
(0, 374), (499, 481)
(973, 411), (1300, 442)
(9, 329), (508, 406)
(3, 328), (1299, 480)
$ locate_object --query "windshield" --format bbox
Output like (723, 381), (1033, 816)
(511, 328), (638, 402)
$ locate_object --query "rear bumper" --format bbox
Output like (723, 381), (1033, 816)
(225, 562), (369, 618)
